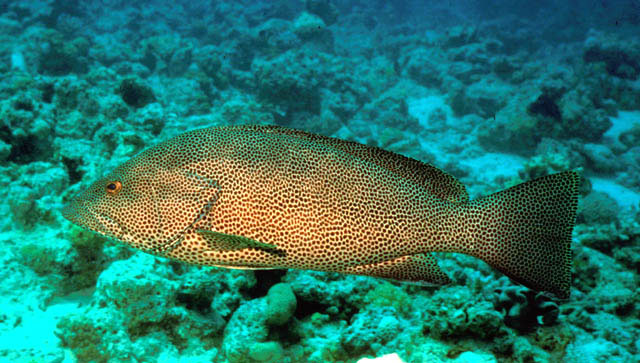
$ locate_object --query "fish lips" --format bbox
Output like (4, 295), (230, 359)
(62, 198), (124, 240)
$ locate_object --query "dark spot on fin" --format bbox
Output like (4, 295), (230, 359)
(196, 229), (287, 257)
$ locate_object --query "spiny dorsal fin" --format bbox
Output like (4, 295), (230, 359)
(224, 124), (468, 203)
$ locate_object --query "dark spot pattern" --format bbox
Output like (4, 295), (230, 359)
(62, 125), (579, 298)
(464, 172), (578, 299)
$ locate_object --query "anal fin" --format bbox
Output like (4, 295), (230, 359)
(341, 253), (451, 286)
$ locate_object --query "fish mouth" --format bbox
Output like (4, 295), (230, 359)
(90, 209), (126, 241)
(62, 199), (124, 240)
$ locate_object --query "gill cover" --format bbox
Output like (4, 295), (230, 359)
(147, 168), (221, 253)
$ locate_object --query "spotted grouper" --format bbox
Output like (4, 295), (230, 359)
(62, 125), (579, 298)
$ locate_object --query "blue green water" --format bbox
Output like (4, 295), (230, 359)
(0, 1), (639, 362)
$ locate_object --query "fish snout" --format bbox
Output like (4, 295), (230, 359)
(62, 197), (121, 239)
(62, 198), (85, 225)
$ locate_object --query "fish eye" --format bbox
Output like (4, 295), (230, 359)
(106, 180), (122, 194)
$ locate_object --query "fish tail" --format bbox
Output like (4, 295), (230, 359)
(460, 171), (579, 299)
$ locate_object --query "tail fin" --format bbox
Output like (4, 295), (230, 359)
(463, 171), (579, 299)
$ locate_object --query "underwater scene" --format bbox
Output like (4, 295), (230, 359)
(1, 0), (639, 362)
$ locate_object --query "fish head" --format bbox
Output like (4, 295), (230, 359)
(62, 136), (222, 255)
(62, 157), (166, 251)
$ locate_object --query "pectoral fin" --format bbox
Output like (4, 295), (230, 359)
(210, 264), (277, 271)
(341, 253), (451, 286)
(196, 229), (286, 257)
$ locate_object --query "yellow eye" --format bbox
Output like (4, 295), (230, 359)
(106, 180), (122, 194)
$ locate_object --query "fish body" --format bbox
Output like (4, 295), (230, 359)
(63, 125), (579, 298)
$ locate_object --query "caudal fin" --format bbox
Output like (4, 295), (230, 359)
(464, 171), (579, 299)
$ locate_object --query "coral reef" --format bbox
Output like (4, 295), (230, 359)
(423, 286), (505, 341)
(253, 50), (322, 118)
(1, 0), (639, 362)
(493, 286), (560, 332)
(117, 78), (156, 109)
(577, 191), (620, 225)
(56, 252), (250, 361)
(306, 0), (339, 26)
(222, 283), (296, 363)
(583, 30), (640, 79)
(292, 12), (327, 41)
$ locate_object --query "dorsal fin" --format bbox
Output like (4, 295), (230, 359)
(223, 124), (469, 203)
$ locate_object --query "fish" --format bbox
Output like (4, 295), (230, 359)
(62, 124), (579, 299)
